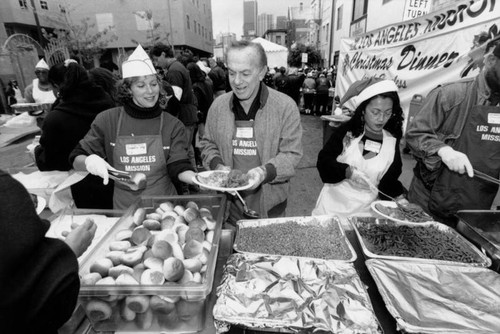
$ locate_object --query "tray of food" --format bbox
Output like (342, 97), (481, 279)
(234, 215), (357, 262)
(366, 259), (500, 333)
(10, 102), (52, 113)
(349, 216), (491, 266)
(371, 200), (434, 224)
(214, 253), (381, 333)
(77, 194), (226, 332)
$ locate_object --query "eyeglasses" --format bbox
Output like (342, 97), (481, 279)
(368, 109), (393, 118)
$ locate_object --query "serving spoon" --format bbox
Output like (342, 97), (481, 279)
(233, 190), (260, 219)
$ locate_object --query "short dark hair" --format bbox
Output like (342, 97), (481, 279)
(227, 40), (267, 69)
(150, 43), (174, 58)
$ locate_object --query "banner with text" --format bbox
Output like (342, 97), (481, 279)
(337, 0), (500, 125)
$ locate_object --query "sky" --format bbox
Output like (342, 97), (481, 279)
(211, 0), (304, 39)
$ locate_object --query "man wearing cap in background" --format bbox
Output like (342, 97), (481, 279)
(406, 37), (500, 227)
(24, 58), (57, 106)
(313, 77), (406, 216)
(149, 44), (198, 171)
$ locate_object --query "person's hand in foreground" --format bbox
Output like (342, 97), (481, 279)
(437, 146), (474, 177)
(64, 218), (97, 258)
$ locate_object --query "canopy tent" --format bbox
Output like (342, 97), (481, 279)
(252, 37), (288, 69)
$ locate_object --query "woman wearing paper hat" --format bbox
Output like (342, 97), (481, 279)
(312, 77), (407, 216)
(70, 45), (197, 210)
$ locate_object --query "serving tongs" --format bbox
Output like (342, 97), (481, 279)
(108, 168), (147, 191)
(473, 169), (500, 186)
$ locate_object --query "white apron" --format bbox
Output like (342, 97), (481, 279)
(32, 79), (56, 103)
(312, 130), (396, 217)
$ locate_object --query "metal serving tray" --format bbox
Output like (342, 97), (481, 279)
(349, 216), (491, 267)
(234, 215), (357, 262)
(456, 210), (500, 272)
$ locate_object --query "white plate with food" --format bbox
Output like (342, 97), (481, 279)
(192, 170), (255, 192)
(371, 200), (434, 225)
(320, 114), (351, 123)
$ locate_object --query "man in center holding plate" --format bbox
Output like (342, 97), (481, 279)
(200, 41), (303, 225)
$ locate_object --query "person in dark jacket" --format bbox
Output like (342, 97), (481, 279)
(32, 60), (116, 209)
(0, 169), (96, 334)
(284, 67), (305, 107)
(208, 58), (227, 98)
(187, 62), (214, 167)
(315, 73), (331, 115)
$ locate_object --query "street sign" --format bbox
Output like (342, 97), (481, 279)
(301, 52), (308, 63)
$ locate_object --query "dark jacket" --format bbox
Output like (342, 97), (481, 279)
(208, 66), (227, 92)
(35, 85), (115, 209)
(0, 170), (79, 334)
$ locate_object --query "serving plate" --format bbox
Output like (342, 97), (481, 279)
(320, 114), (351, 122)
(192, 170), (255, 192)
(371, 200), (434, 225)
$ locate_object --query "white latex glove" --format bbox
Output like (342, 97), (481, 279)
(247, 166), (266, 190)
(348, 166), (374, 191)
(437, 146), (474, 177)
(85, 154), (112, 185)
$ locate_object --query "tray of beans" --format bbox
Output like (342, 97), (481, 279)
(77, 194), (226, 332)
(234, 215), (357, 262)
(349, 216), (491, 267)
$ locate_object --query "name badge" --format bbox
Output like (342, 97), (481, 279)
(236, 127), (253, 138)
(488, 113), (500, 125)
(126, 143), (147, 156)
(364, 140), (381, 154)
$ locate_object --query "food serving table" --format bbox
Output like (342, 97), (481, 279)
(62, 217), (398, 334)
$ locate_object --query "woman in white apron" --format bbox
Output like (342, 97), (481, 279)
(312, 78), (407, 217)
(71, 45), (197, 210)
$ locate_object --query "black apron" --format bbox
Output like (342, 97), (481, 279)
(112, 110), (175, 210)
(229, 120), (262, 220)
(429, 88), (500, 219)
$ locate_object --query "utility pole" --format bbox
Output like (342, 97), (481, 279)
(30, 0), (45, 47)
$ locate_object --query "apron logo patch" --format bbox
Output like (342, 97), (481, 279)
(126, 143), (147, 155)
(487, 113), (500, 125)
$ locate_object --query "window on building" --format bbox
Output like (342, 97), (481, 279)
(198, 23), (201, 34)
(135, 11), (150, 31)
(196, 0), (199, 7)
(352, 0), (367, 21)
(40, 0), (48, 10)
(187, 15), (190, 29)
(382, 0), (393, 3)
(19, 0), (27, 9)
(326, 23), (329, 41)
(96, 13), (114, 32)
(59, 4), (66, 13)
(336, 5), (343, 30)
(194, 20), (197, 33)
(203, 3), (206, 13)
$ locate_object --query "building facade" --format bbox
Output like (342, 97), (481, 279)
(243, 0), (258, 40)
(257, 13), (273, 37)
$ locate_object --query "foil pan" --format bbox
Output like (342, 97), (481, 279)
(214, 253), (381, 333)
(349, 216), (491, 267)
(234, 215), (357, 262)
(366, 259), (500, 333)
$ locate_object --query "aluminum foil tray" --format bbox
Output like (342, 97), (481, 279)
(366, 259), (500, 333)
(349, 216), (491, 267)
(234, 215), (357, 262)
(214, 253), (381, 333)
(456, 210), (500, 252)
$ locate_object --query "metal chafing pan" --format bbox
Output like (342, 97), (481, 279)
(456, 210), (500, 272)
(234, 215), (357, 262)
(349, 216), (491, 267)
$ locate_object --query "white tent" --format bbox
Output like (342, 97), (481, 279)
(252, 37), (288, 69)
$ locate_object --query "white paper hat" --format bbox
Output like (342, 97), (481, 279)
(35, 58), (49, 70)
(122, 45), (156, 79)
